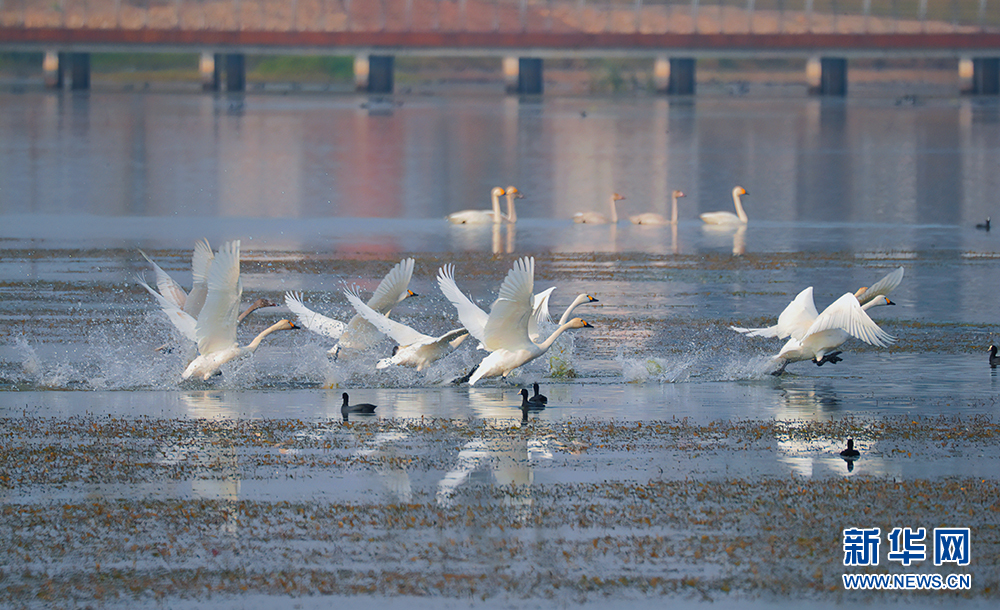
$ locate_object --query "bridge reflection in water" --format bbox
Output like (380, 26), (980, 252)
(2, 0), (999, 95)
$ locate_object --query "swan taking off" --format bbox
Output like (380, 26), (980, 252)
(137, 240), (276, 344)
(181, 240), (298, 380)
(437, 257), (594, 384)
(446, 187), (507, 224)
(700, 186), (748, 225)
(574, 193), (625, 224)
(630, 190), (685, 225)
(284, 258), (417, 357)
(731, 268), (904, 374)
(343, 288), (469, 371)
(528, 289), (599, 342)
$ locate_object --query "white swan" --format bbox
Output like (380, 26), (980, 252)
(700, 186), (748, 225)
(732, 267), (904, 339)
(503, 186), (523, 223)
(630, 190), (685, 225)
(181, 240), (298, 380)
(438, 257), (593, 384)
(284, 258), (417, 356)
(343, 288), (469, 371)
(767, 293), (895, 374)
(137, 240), (276, 344)
(446, 187), (506, 224)
(574, 193), (625, 224)
(528, 289), (599, 342)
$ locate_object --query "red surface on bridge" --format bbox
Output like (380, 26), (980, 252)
(3, 27), (999, 52)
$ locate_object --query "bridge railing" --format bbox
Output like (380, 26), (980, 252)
(2, 0), (998, 34)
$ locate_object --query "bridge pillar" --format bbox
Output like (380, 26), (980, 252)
(518, 58), (543, 94)
(354, 55), (394, 93)
(63, 53), (90, 90)
(200, 53), (221, 91)
(503, 57), (519, 93)
(666, 58), (695, 95)
(960, 57), (1000, 95)
(224, 54), (246, 92)
(807, 56), (847, 96)
(43, 51), (62, 89)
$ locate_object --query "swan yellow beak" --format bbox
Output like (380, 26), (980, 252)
(407, 289), (418, 298)
(581, 319), (594, 328)
(587, 295), (599, 303)
(885, 298), (895, 306)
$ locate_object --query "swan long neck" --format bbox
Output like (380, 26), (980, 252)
(536, 321), (578, 351)
(237, 302), (262, 323)
(671, 193), (679, 225)
(244, 320), (289, 354)
(558, 295), (589, 326)
(505, 193), (517, 223)
(491, 191), (503, 223)
(610, 195), (618, 223)
(860, 298), (889, 312)
(732, 190), (748, 223)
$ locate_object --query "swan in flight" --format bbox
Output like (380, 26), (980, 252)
(528, 289), (599, 342)
(574, 193), (625, 224)
(437, 257), (593, 384)
(343, 288), (469, 371)
(446, 187), (507, 224)
(765, 293), (895, 374)
(732, 267), (904, 340)
(700, 186), (748, 225)
(503, 186), (523, 223)
(137, 240), (275, 343)
(284, 258), (417, 356)
(630, 190), (686, 225)
(181, 240), (298, 380)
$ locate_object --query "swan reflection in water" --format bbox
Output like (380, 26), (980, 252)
(701, 223), (746, 255)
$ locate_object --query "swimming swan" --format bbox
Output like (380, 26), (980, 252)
(438, 257), (593, 384)
(343, 288), (469, 371)
(284, 258), (417, 355)
(504, 186), (523, 223)
(700, 186), (748, 225)
(446, 187), (507, 224)
(574, 193), (625, 224)
(181, 241), (298, 380)
(630, 190), (685, 225)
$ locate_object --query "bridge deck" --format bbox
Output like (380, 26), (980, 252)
(2, 0), (999, 56)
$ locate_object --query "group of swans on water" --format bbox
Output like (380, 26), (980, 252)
(448, 185), (748, 227)
(138, 239), (903, 383)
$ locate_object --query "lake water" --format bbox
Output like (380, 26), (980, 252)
(2, 89), (999, 421)
(2, 88), (999, 606)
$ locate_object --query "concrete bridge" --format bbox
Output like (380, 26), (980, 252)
(2, 0), (999, 95)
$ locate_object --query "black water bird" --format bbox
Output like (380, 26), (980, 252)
(840, 439), (860, 459)
(519, 388), (545, 422)
(990, 345), (1000, 368)
(977, 217), (991, 232)
(530, 382), (547, 405)
(341, 392), (377, 421)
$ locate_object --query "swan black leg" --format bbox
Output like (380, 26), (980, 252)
(814, 352), (843, 366)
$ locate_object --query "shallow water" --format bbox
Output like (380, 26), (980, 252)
(2, 89), (999, 605)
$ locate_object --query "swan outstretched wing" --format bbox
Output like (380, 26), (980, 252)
(856, 266), (904, 306)
(344, 289), (430, 347)
(136, 274), (197, 342)
(367, 258), (415, 312)
(184, 238), (214, 318)
(437, 264), (489, 345)
(195, 240), (242, 355)
(776, 287), (821, 341)
(284, 291), (346, 340)
(732, 286), (818, 340)
(483, 256), (534, 351)
(138, 249), (188, 310)
(807, 292), (895, 347)
(528, 287), (556, 340)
